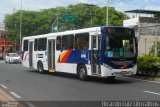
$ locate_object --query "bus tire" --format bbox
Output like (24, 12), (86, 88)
(77, 65), (88, 81)
(38, 61), (45, 74)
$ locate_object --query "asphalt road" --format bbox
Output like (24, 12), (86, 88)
(0, 60), (160, 107)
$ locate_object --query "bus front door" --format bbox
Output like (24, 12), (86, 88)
(48, 39), (55, 70)
(91, 35), (101, 75)
(29, 41), (33, 68)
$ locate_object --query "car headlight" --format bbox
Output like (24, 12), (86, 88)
(10, 58), (14, 61)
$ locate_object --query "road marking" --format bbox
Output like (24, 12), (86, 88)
(144, 91), (160, 96)
(0, 84), (8, 90)
(122, 77), (160, 84)
(10, 91), (21, 99)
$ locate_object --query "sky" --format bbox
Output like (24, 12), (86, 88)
(0, 0), (160, 23)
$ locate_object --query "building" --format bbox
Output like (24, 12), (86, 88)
(0, 23), (13, 59)
(123, 9), (160, 56)
(0, 35), (13, 59)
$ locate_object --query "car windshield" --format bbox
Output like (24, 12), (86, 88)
(105, 36), (137, 58)
(9, 53), (19, 57)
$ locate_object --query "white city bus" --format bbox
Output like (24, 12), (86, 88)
(22, 26), (137, 80)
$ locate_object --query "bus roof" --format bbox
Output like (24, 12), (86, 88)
(23, 27), (101, 40)
(22, 26), (132, 40)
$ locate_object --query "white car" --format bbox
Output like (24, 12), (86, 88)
(5, 53), (21, 64)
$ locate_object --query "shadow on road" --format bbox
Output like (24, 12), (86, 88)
(27, 70), (134, 85)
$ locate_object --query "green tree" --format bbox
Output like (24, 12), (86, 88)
(149, 41), (160, 57)
(4, 3), (128, 43)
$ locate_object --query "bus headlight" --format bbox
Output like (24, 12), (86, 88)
(103, 63), (113, 70)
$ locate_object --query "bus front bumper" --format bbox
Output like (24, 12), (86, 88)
(101, 64), (137, 77)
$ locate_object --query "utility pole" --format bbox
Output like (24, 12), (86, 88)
(19, 0), (22, 46)
(145, 38), (146, 54)
(106, 0), (109, 26)
(57, 14), (59, 31)
(85, 4), (96, 27)
(51, 14), (59, 32)
(89, 11), (96, 27)
(155, 20), (158, 56)
(13, 8), (17, 52)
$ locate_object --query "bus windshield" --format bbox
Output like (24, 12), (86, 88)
(105, 34), (137, 58)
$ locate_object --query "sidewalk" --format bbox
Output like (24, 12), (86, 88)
(0, 88), (14, 101)
(154, 77), (160, 82)
(0, 88), (24, 107)
(129, 75), (160, 83)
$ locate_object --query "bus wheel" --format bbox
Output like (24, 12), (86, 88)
(78, 65), (88, 81)
(38, 62), (45, 74)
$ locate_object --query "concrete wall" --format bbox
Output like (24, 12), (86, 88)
(123, 17), (160, 56)
(123, 17), (139, 27)
(138, 35), (160, 56)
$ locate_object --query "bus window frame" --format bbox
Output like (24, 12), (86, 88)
(23, 40), (29, 51)
(75, 33), (89, 50)
(37, 38), (47, 51)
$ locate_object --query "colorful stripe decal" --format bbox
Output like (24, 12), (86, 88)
(23, 53), (29, 61)
(121, 64), (128, 69)
(58, 50), (72, 63)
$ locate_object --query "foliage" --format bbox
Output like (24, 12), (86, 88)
(4, 3), (128, 43)
(137, 55), (160, 77)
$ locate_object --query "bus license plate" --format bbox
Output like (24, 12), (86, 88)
(121, 71), (127, 74)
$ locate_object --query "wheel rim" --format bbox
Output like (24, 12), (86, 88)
(79, 68), (86, 79)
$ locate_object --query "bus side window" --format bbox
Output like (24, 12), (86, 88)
(23, 40), (28, 51)
(56, 36), (61, 50)
(34, 39), (38, 51)
(75, 33), (89, 50)
(93, 36), (97, 49)
(38, 38), (47, 51)
(62, 35), (74, 50)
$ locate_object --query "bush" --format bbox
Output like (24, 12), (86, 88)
(137, 55), (160, 77)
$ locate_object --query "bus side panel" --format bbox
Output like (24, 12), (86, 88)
(32, 51), (37, 69)
(56, 63), (77, 74)
(42, 51), (48, 70)
(33, 51), (48, 70)
(55, 63), (92, 76)
(56, 50), (89, 64)
(55, 51), (61, 71)
(86, 64), (92, 76)
(55, 51), (77, 74)
(55, 50), (92, 75)
(22, 51), (29, 68)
